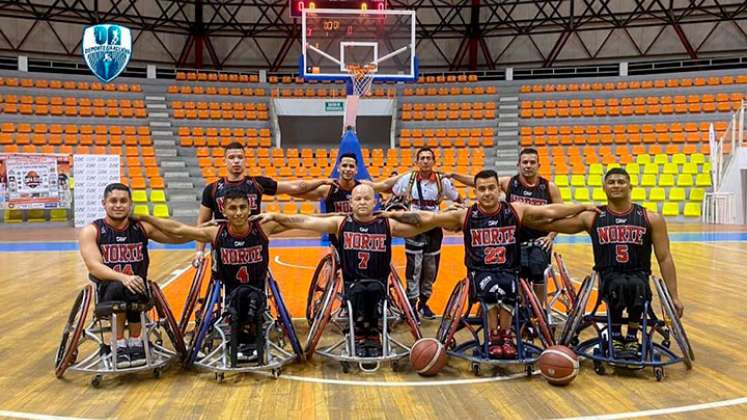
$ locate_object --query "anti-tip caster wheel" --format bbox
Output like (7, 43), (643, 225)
(593, 361), (606, 376)
(654, 367), (665, 382)
(471, 363), (480, 376)
(341, 362), (351, 374)
(153, 368), (162, 379)
(272, 369), (281, 379)
(525, 364), (534, 377)
(91, 375), (102, 388)
(215, 372), (225, 383)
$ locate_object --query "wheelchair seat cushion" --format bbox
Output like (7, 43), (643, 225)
(94, 300), (153, 317)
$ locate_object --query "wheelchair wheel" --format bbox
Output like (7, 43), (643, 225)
(55, 284), (93, 378)
(654, 277), (694, 368)
(388, 266), (422, 340)
(178, 259), (208, 335)
(185, 280), (221, 368)
(559, 274), (595, 346)
(268, 274), (304, 362)
(519, 278), (555, 348)
(553, 253), (578, 307)
(306, 250), (336, 325)
(436, 278), (469, 347)
(150, 281), (187, 357)
(305, 268), (342, 358)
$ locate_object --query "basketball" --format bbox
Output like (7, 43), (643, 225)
(410, 338), (448, 376)
(538, 345), (579, 386)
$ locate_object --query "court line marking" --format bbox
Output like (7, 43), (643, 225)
(557, 396), (747, 419)
(160, 266), (191, 289)
(254, 369), (537, 387)
(0, 411), (105, 420)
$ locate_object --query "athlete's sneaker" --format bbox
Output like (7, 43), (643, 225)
(611, 336), (628, 359)
(500, 330), (517, 359)
(129, 341), (147, 367)
(237, 343), (258, 362)
(115, 345), (131, 369)
(624, 336), (642, 359)
(488, 329), (504, 359)
(365, 335), (382, 358)
(419, 303), (437, 320)
(354, 336), (367, 358)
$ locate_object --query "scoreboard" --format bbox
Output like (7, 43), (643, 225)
(290, 0), (387, 18)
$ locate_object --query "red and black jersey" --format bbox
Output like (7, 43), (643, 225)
(325, 180), (359, 247)
(91, 218), (149, 281)
(212, 221), (269, 290)
(201, 176), (278, 219)
(506, 175), (553, 243)
(337, 215), (392, 283)
(463, 203), (521, 273)
(590, 204), (652, 275)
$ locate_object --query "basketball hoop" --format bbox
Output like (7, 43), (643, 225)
(346, 63), (377, 97)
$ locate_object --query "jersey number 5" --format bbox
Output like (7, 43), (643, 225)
(615, 245), (629, 263)
(484, 247), (506, 265)
(358, 252), (370, 269)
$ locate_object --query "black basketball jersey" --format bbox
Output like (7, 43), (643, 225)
(324, 181), (359, 214)
(202, 176), (277, 219)
(590, 204), (652, 275)
(91, 218), (149, 281)
(212, 222), (269, 290)
(506, 175), (553, 242)
(337, 215), (392, 283)
(463, 203), (521, 273)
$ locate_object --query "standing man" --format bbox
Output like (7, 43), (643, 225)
(393, 147), (462, 320)
(449, 148), (562, 302)
(78, 183), (184, 368)
(193, 141), (332, 266)
(384, 170), (595, 358)
(542, 168), (684, 358)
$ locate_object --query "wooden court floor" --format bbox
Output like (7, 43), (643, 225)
(1, 227), (747, 419)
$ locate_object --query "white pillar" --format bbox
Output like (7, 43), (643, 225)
(619, 62), (628, 77)
(18, 56), (27, 72)
(505, 67), (513, 81)
(147, 65), (156, 79)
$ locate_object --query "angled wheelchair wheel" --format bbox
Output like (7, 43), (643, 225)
(306, 250), (337, 325)
(305, 268), (342, 358)
(388, 266), (422, 340)
(185, 280), (221, 368)
(436, 278), (470, 348)
(55, 284), (93, 379)
(553, 253), (577, 307)
(559, 274), (595, 346)
(268, 274), (304, 362)
(178, 259), (208, 335)
(654, 277), (694, 368)
(150, 281), (187, 357)
(519, 278), (555, 348)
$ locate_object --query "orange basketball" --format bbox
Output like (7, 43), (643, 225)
(538, 345), (579, 386)
(410, 338), (448, 376)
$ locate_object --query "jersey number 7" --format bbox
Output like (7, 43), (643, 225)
(358, 252), (370, 269)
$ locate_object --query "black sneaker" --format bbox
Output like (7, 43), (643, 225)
(366, 336), (382, 358)
(611, 336), (629, 359)
(624, 336), (642, 358)
(354, 336), (367, 357)
(419, 303), (436, 320)
(115, 345), (131, 368)
(129, 341), (147, 367)
(237, 343), (258, 362)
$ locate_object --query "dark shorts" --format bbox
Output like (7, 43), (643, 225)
(94, 279), (149, 323)
(600, 271), (652, 312)
(347, 279), (387, 334)
(520, 242), (551, 284)
(226, 284), (267, 327)
(405, 227), (443, 253)
(468, 270), (517, 307)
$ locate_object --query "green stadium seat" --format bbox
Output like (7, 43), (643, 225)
(690, 153), (705, 165)
(570, 175), (586, 187)
(150, 190), (166, 202)
(695, 173), (712, 187)
(560, 187), (572, 201)
(661, 163), (678, 174)
(654, 154), (669, 165)
(677, 174), (694, 187)
(589, 163), (604, 175)
(632, 188), (647, 201)
(630, 174), (639, 186)
(642, 201), (659, 213)
(3, 209), (23, 223)
(625, 163), (640, 175)
(681, 163), (698, 174)
(683, 202), (701, 218)
(592, 188), (607, 202)
(672, 153), (687, 165)
(132, 190), (148, 203)
(649, 187), (666, 201)
(641, 174), (657, 187)
(587, 175), (603, 187)
(554, 175), (569, 187)
(134, 204), (150, 216)
(669, 188), (686, 201)
(153, 204), (170, 218)
(659, 174), (674, 187)
(636, 154), (652, 165)
(50, 209), (68, 222)
(643, 164), (659, 174)
(27, 209), (46, 223)
(661, 202), (679, 217)
(574, 188), (590, 201)
(689, 188), (705, 201)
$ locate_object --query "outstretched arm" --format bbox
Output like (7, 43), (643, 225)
(649, 212), (683, 317)
(137, 214), (216, 243)
(519, 202), (598, 231)
(252, 213), (342, 235)
(539, 210), (595, 235)
(276, 179), (334, 196)
(447, 172), (475, 187)
(297, 184), (332, 201)
(363, 173), (405, 193)
(384, 210), (465, 236)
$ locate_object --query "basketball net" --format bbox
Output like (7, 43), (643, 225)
(343, 64), (377, 131)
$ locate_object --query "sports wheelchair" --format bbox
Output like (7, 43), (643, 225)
(54, 281), (185, 387)
(542, 253), (580, 331)
(436, 275), (554, 376)
(183, 269), (303, 382)
(305, 251), (421, 373)
(558, 272), (694, 381)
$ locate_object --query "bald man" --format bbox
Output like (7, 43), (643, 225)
(254, 184), (433, 357)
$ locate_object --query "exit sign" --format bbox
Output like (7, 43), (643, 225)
(325, 101), (344, 112)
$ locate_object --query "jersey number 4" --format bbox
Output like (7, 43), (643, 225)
(112, 264), (134, 275)
(236, 266), (249, 284)
(615, 245), (629, 263)
(484, 247), (506, 265)
(358, 252), (370, 270)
